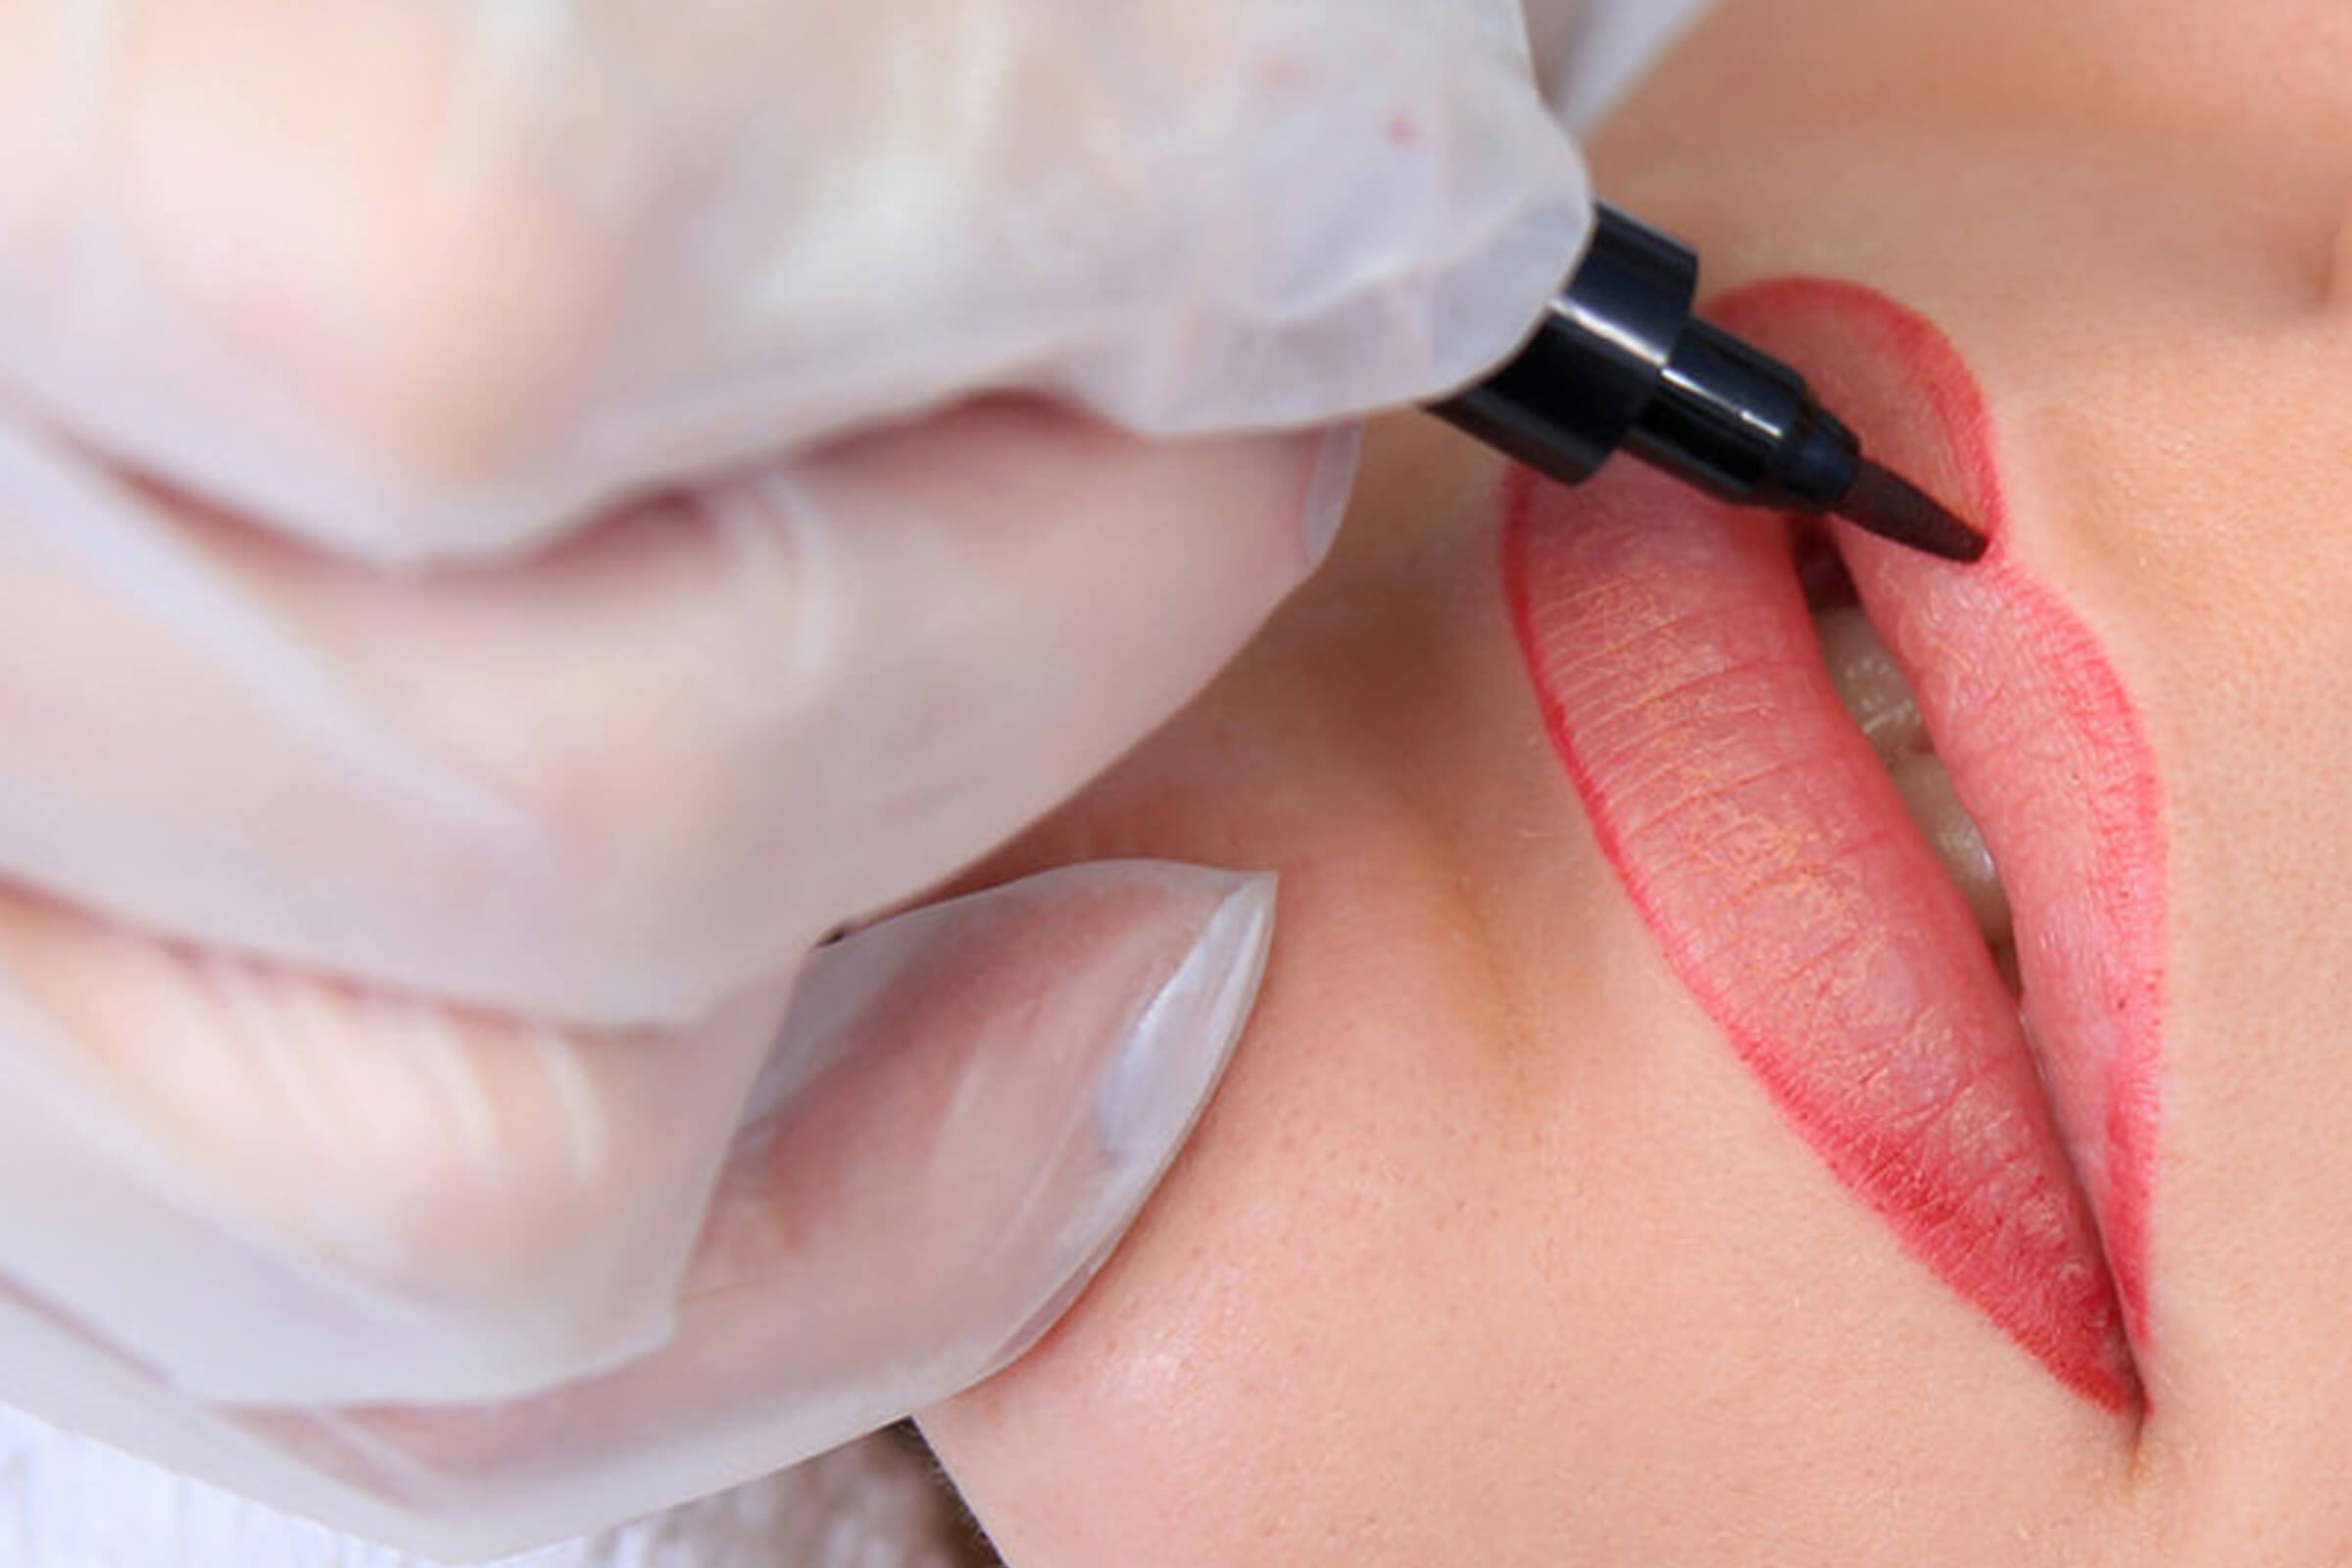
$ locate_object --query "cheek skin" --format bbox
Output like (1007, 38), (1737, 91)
(922, 732), (1561, 1564)
(916, 421), (2134, 1568)
(908, 429), (1594, 1560)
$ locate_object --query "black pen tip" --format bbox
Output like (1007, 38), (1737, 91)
(1836, 461), (1988, 564)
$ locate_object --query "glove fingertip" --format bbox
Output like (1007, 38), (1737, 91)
(1298, 424), (1364, 566)
(1092, 868), (1277, 1161)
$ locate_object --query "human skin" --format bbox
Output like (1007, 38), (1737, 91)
(917, 0), (2352, 1561)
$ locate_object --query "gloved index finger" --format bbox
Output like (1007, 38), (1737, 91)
(0, 0), (1587, 564)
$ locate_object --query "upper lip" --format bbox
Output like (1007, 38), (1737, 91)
(1503, 277), (2164, 1411)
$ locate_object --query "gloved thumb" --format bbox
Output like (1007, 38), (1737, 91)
(190, 858), (1275, 1559)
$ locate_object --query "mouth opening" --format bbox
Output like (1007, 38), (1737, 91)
(1793, 522), (2021, 995)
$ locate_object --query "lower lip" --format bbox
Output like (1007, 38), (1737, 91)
(1504, 280), (2162, 1409)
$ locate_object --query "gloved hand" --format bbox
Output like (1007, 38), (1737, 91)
(0, 0), (1590, 1555)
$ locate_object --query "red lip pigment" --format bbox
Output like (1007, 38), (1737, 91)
(1505, 280), (2162, 1408)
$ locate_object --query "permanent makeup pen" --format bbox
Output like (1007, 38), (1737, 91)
(1434, 204), (1987, 564)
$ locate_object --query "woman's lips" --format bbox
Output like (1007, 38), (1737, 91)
(1503, 279), (2163, 1410)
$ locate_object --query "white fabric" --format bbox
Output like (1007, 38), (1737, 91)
(0, 1404), (974, 1568)
(0, 0), (1592, 1557)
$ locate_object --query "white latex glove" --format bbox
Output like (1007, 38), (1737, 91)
(0, 0), (1590, 1557)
